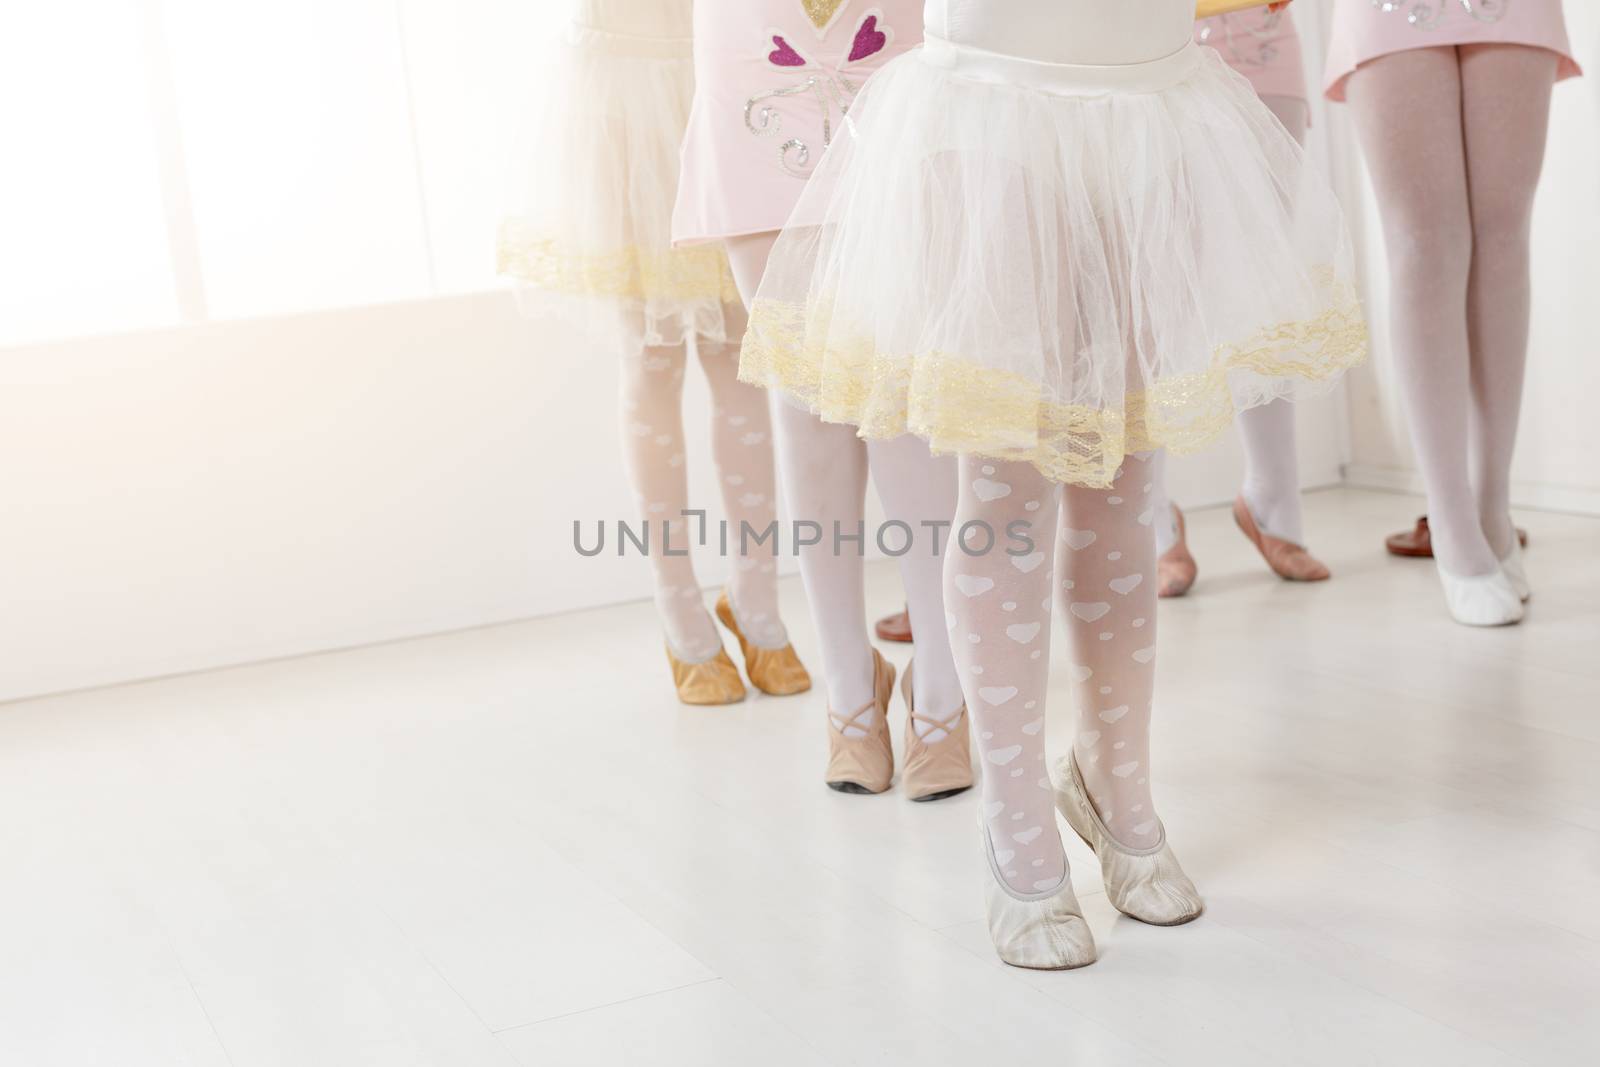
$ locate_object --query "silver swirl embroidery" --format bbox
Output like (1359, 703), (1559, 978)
(1371, 0), (1511, 30)
(745, 71), (860, 178)
(1196, 10), (1285, 69)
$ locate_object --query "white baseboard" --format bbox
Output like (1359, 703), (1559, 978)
(1342, 463), (1600, 517)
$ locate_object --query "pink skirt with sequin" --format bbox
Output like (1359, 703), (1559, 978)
(671, 0), (924, 246)
(1325, 0), (1582, 102)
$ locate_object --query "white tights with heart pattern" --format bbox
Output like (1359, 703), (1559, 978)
(620, 336), (788, 663)
(945, 454), (1162, 895)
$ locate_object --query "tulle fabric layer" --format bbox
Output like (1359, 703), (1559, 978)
(497, 28), (740, 349)
(740, 47), (1367, 488)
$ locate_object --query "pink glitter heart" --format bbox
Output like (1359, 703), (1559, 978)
(768, 35), (806, 67)
(848, 15), (888, 62)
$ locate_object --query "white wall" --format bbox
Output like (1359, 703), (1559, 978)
(0, 293), (770, 703)
(1339, 4), (1600, 515)
(0, 0), (578, 703)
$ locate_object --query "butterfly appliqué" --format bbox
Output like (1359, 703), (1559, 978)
(745, 9), (895, 178)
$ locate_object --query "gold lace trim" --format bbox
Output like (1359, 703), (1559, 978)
(497, 220), (740, 306)
(739, 285), (1368, 488)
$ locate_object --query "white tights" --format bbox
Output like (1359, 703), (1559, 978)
(947, 455), (1162, 894)
(1347, 45), (1556, 577)
(619, 321), (787, 662)
(726, 232), (963, 735)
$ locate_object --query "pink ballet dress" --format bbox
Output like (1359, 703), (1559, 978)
(1325, 0), (1583, 102)
(1195, 8), (1306, 102)
(671, 0), (924, 246)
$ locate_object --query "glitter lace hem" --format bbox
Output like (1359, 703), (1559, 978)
(497, 220), (740, 306)
(739, 286), (1368, 488)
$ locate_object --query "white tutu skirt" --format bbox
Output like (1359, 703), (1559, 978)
(498, 23), (741, 349)
(740, 39), (1368, 487)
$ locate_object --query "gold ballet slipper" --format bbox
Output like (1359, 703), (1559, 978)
(665, 644), (746, 706)
(715, 593), (811, 696)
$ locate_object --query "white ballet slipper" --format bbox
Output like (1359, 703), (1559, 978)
(1053, 753), (1203, 927)
(1435, 561), (1524, 627)
(980, 824), (1096, 970)
(1498, 533), (1531, 603)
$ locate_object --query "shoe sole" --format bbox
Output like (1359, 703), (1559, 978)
(676, 693), (745, 706)
(909, 784), (972, 803)
(999, 954), (1096, 971)
(826, 780), (885, 795)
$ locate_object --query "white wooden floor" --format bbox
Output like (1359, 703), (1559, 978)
(2, 489), (1597, 1066)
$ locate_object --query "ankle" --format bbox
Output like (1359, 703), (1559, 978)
(1426, 506), (1499, 578)
(1153, 501), (1180, 556)
(1479, 509), (1516, 559)
(655, 580), (719, 654)
(724, 580), (788, 648)
(1074, 764), (1160, 850)
(824, 647), (879, 735)
(909, 664), (964, 738)
(984, 821), (1067, 896)
(1240, 479), (1304, 545)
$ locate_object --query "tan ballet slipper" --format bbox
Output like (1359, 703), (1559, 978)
(825, 648), (895, 794)
(899, 661), (972, 803)
(1158, 504), (1198, 598)
(1232, 495), (1330, 582)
